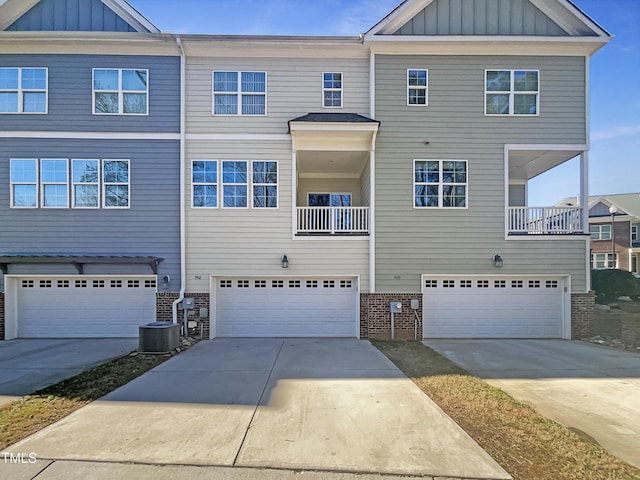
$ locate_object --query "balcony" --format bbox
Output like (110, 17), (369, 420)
(508, 207), (582, 235)
(296, 206), (369, 235)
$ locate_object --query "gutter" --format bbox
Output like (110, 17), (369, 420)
(172, 36), (186, 323)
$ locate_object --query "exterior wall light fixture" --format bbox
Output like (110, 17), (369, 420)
(493, 254), (503, 268)
(281, 255), (289, 269)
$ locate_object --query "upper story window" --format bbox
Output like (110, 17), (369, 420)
(590, 224), (611, 240)
(192, 160), (278, 209)
(407, 69), (428, 106)
(485, 70), (539, 116)
(592, 253), (617, 269)
(0, 67), (47, 114)
(414, 160), (467, 208)
(10, 158), (129, 208)
(632, 224), (638, 242)
(213, 71), (266, 116)
(93, 68), (148, 115)
(323, 72), (342, 108)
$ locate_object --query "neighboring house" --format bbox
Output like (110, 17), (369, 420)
(558, 194), (640, 275)
(1, 0), (611, 341)
(0, 0), (181, 340)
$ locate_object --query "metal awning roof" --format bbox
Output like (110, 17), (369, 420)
(0, 255), (163, 274)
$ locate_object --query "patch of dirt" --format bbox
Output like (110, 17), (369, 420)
(372, 340), (640, 480)
(0, 337), (199, 451)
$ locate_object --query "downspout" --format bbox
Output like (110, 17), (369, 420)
(369, 49), (376, 294)
(172, 36), (186, 323)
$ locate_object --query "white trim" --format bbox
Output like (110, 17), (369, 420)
(407, 68), (428, 106)
(0, 67), (48, 114)
(413, 159), (469, 209)
(505, 143), (588, 152)
(187, 133), (289, 141)
(100, 0), (161, 33)
(322, 71), (343, 109)
(0, 131), (180, 140)
(485, 69), (540, 116)
(191, 159), (218, 209)
(369, 52), (376, 294)
(40, 158), (69, 208)
(92, 68), (149, 116)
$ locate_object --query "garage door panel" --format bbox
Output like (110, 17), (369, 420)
(423, 276), (564, 339)
(216, 277), (357, 337)
(17, 277), (156, 338)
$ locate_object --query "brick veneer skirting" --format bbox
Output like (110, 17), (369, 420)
(0, 292), (5, 341)
(360, 293), (423, 340)
(571, 292), (595, 340)
(156, 292), (211, 339)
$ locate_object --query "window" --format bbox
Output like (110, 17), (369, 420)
(485, 70), (539, 115)
(93, 68), (148, 115)
(41, 159), (68, 208)
(213, 71), (266, 115)
(592, 253), (617, 269)
(0, 67), (47, 113)
(10, 159), (38, 207)
(590, 224), (611, 240)
(407, 69), (428, 106)
(414, 160), (467, 208)
(192, 161), (217, 208)
(195, 161), (277, 209)
(103, 160), (130, 208)
(632, 225), (638, 242)
(222, 161), (248, 208)
(72, 160), (99, 208)
(252, 161), (278, 208)
(308, 193), (351, 207)
(323, 72), (342, 108)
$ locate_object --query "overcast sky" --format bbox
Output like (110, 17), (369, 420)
(128, 0), (640, 206)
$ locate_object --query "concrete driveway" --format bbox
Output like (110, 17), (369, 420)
(6, 338), (510, 479)
(0, 338), (138, 405)
(424, 339), (640, 469)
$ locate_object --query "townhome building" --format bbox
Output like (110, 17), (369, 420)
(0, 0), (182, 339)
(1, 0), (610, 341)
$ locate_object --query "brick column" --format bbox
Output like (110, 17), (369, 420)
(571, 292), (595, 339)
(157, 292), (211, 339)
(360, 293), (422, 340)
(0, 292), (4, 341)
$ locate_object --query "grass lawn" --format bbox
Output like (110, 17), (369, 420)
(0, 351), (171, 451)
(373, 340), (640, 480)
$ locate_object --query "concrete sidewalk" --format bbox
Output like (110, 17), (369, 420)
(3, 338), (510, 479)
(425, 339), (640, 469)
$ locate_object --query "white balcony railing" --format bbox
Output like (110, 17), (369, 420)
(508, 207), (582, 235)
(296, 207), (370, 234)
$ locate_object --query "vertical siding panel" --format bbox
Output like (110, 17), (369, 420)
(425, 4), (438, 34)
(498, 0), (511, 34)
(462, 0), (475, 34)
(42, 0), (54, 30)
(413, 8), (426, 34)
(449, 0), (462, 34)
(91, 0), (104, 31)
(437, 0), (449, 35)
(486, 0), (499, 34)
(511, 0), (524, 35)
(103, 6), (116, 31)
(523, 1), (536, 33)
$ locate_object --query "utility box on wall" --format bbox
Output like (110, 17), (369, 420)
(390, 301), (402, 313)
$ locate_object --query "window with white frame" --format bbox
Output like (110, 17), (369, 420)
(407, 69), (428, 106)
(632, 224), (638, 242)
(41, 159), (68, 208)
(252, 161), (278, 208)
(192, 160), (278, 209)
(0, 67), (47, 113)
(93, 68), (148, 115)
(10, 159), (38, 207)
(103, 160), (130, 207)
(192, 160), (218, 208)
(11, 158), (129, 208)
(485, 70), (539, 115)
(213, 71), (266, 115)
(590, 224), (611, 240)
(322, 72), (342, 108)
(414, 160), (467, 208)
(591, 253), (617, 269)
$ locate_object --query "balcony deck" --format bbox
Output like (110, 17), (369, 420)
(508, 207), (583, 235)
(296, 206), (369, 235)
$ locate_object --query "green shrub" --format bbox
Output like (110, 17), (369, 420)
(591, 269), (640, 304)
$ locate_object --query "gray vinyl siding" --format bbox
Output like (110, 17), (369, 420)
(589, 202), (611, 217)
(374, 54), (587, 293)
(0, 138), (180, 292)
(0, 55), (180, 133)
(186, 140), (369, 293)
(7, 0), (136, 32)
(395, 0), (568, 36)
(509, 184), (526, 206)
(186, 57), (370, 135)
(361, 161), (371, 207)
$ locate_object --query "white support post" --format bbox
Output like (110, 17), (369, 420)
(580, 151), (589, 233)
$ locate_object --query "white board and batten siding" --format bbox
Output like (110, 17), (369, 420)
(9, 276), (157, 339)
(422, 275), (570, 339)
(213, 276), (359, 338)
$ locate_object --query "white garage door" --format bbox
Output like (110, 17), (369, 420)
(17, 276), (157, 338)
(215, 277), (357, 337)
(422, 276), (565, 338)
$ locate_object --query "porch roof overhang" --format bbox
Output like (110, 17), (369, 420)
(507, 145), (586, 182)
(289, 113), (380, 152)
(0, 255), (163, 275)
